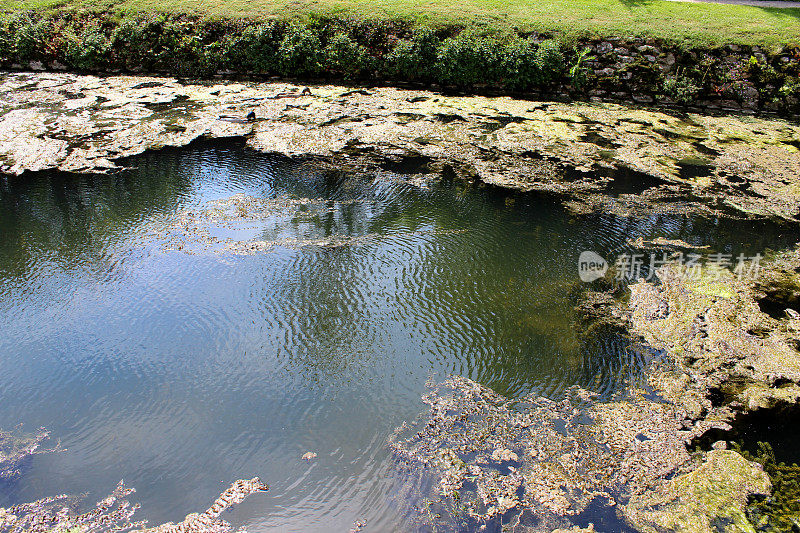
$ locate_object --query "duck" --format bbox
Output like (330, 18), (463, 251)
(269, 87), (313, 99)
(217, 111), (258, 123)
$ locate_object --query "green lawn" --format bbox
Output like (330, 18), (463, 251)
(2, 0), (799, 47)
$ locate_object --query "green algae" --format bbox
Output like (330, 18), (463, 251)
(624, 449), (770, 533)
(733, 441), (800, 532)
(2, 72), (800, 221)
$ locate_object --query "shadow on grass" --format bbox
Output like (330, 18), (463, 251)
(616, 0), (800, 23)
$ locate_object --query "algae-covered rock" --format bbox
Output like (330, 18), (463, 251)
(391, 376), (704, 530)
(624, 449), (770, 533)
(618, 248), (800, 531)
(628, 257), (800, 411)
(391, 248), (800, 531)
(2, 72), (800, 220)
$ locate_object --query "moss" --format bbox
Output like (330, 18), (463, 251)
(625, 450), (771, 533)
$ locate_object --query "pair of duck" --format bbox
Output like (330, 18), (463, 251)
(218, 87), (312, 123)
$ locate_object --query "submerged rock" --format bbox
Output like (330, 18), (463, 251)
(1, 73), (799, 220)
(146, 192), (468, 256)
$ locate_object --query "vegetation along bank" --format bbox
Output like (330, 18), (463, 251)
(1, 10), (799, 116)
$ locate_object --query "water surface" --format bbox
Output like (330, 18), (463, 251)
(0, 140), (795, 531)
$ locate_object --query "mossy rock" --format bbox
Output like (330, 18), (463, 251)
(623, 450), (771, 533)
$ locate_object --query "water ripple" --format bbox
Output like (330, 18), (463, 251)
(0, 141), (796, 529)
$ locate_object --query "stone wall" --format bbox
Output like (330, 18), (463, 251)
(572, 38), (799, 116)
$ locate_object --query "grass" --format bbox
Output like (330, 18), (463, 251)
(1, 0), (799, 48)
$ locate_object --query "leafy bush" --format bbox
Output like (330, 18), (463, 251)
(535, 39), (565, 81)
(323, 32), (372, 79)
(385, 27), (440, 81)
(663, 69), (701, 104)
(497, 35), (540, 90)
(278, 24), (323, 77)
(0, 16), (13, 62)
(64, 26), (110, 70)
(111, 16), (165, 70)
(12, 13), (52, 61)
(435, 31), (499, 88)
(495, 37), (565, 91)
(229, 22), (282, 73)
(195, 39), (226, 77)
(162, 22), (203, 75)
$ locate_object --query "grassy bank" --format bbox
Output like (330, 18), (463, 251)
(2, 0), (800, 48)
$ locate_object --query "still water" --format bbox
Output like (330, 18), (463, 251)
(0, 140), (795, 531)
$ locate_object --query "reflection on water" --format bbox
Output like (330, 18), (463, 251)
(0, 140), (796, 531)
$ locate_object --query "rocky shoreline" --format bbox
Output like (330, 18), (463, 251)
(2, 72), (800, 221)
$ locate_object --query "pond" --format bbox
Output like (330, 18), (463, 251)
(0, 140), (796, 531)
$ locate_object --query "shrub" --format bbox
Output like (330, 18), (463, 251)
(111, 16), (165, 71)
(229, 22), (282, 73)
(64, 26), (110, 70)
(663, 70), (701, 104)
(385, 27), (440, 82)
(196, 39), (225, 77)
(12, 13), (52, 61)
(323, 32), (372, 79)
(162, 22), (203, 75)
(435, 30), (499, 88)
(497, 35), (540, 91)
(0, 15), (13, 63)
(535, 39), (566, 82)
(496, 37), (565, 91)
(278, 24), (323, 77)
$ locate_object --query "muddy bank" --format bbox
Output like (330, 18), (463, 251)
(1, 72), (800, 221)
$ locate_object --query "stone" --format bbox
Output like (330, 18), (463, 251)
(596, 42), (613, 54)
(636, 45), (659, 54)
